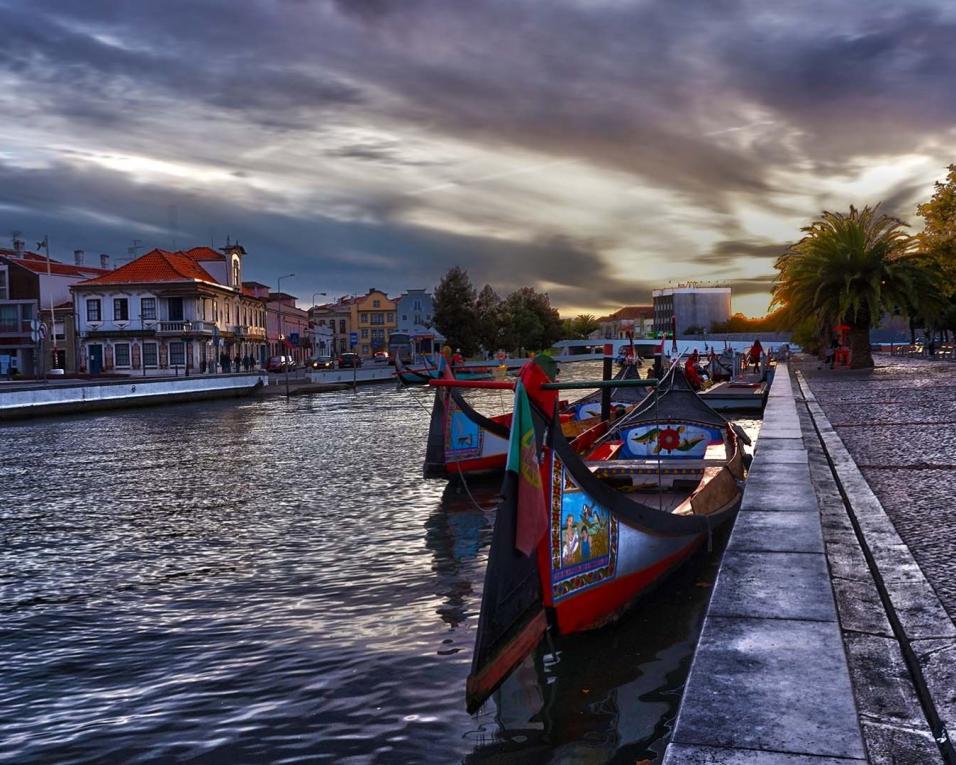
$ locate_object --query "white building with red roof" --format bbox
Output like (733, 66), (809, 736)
(0, 242), (108, 376)
(71, 242), (267, 375)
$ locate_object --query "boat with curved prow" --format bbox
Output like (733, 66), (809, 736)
(455, 357), (745, 712)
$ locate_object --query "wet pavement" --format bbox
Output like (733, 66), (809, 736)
(794, 355), (956, 626)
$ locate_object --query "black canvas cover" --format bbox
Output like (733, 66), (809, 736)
(466, 461), (546, 712)
(424, 389), (448, 478)
(607, 365), (727, 435)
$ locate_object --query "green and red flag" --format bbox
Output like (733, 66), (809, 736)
(508, 380), (547, 556)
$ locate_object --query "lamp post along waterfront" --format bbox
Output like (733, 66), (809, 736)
(278, 273), (294, 398)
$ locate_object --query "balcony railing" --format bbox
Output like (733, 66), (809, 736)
(156, 321), (217, 335)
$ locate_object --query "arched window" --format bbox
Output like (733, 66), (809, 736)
(232, 258), (240, 287)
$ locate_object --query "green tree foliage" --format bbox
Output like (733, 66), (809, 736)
(772, 205), (944, 368)
(572, 313), (600, 338)
(917, 164), (956, 296)
(433, 266), (479, 356)
(475, 284), (502, 352)
(709, 307), (788, 333)
(498, 287), (563, 353)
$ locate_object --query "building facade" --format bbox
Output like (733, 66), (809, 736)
(265, 292), (310, 365)
(350, 289), (396, 356)
(393, 288), (443, 357)
(652, 287), (732, 336)
(309, 297), (354, 355)
(597, 306), (654, 339)
(0, 243), (107, 375)
(72, 244), (267, 375)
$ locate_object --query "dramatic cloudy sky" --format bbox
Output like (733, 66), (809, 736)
(2, 0), (955, 316)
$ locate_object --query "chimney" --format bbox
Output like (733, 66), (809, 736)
(13, 239), (24, 253)
(74, 249), (85, 265)
(100, 253), (110, 270)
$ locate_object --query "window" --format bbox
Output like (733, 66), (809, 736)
(372, 300), (380, 308)
(413, 300), (421, 310)
(141, 297), (156, 321)
(339, 319), (346, 332)
(361, 328), (369, 338)
(143, 342), (158, 368)
(168, 297), (184, 321)
(360, 312), (368, 323)
(113, 298), (129, 321)
(371, 329), (385, 343)
(370, 313), (384, 325)
(169, 341), (185, 366)
(386, 312), (394, 322)
(0, 267), (7, 299)
(114, 343), (131, 367)
(402, 314), (407, 321)
(87, 299), (101, 322)
(0, 304), (16, 332)
(232, 259), (240, 286)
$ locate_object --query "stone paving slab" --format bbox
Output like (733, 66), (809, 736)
(708, 551), (835, 621)
(665, 363), (866, 764)
(797, 365), (956, 759)
(663, 743), (864, 764)
(671, 616), (866, 760)
(727, 511), (824, 554)
(739, 478), (817, 513)
(844, 633), (931, 728)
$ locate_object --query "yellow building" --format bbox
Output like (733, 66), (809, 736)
(350, 288), (396, 356)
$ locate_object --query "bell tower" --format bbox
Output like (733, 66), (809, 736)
(220, 238), (247, 290)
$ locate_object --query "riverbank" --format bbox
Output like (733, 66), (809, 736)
(665, 358), (955, 763)
(0, 373), (265, 421)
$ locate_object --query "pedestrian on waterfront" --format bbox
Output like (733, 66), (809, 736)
(451, 348), (464, 368)
(234, 353), (241, 371)
(822, 339), (837, 369)
(748, 339), (763, 373)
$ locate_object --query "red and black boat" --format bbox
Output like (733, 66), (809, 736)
(453, 356), (745, 711)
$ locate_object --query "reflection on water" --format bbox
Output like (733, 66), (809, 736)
(0, 362), (756, 764)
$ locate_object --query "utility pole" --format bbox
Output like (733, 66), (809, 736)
(37, 235), (58, 372)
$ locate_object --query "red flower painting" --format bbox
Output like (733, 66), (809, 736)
(658, 427), (681, 452)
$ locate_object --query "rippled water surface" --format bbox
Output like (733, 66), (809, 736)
(1, 363), (757, 763)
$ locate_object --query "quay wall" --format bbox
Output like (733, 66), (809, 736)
(0, 374), (266, 421)
(663, 363), (867, 763)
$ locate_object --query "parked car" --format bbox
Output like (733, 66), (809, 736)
(308, 356), (335, 370)
(337, 353), (362, 368)
(371, 351), (389, 364)
(266, 355), (296, 372)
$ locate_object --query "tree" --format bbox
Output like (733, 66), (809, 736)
(916, 164), (956, 296)
(475, 284), (502, 353)
(498, 287), (563, 353)
(772, 205), (944, 369)
(572, 313), (600, 338)
(433, 267), (479, 356)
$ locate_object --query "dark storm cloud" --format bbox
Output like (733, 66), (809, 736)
(0, 158), (644, 308)
(699, 239), (791, 266)
(4, 0), (956, 311)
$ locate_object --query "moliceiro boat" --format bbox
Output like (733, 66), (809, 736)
(459, 357), (745, 711)
(395, 354), (494, 386)
(422, 359), (652, 480)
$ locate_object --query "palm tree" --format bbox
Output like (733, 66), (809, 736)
(772, 205), (944, 369)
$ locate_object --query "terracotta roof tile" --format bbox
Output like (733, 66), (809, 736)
(77, 248), (218, 286)
(0, 249), (108, 278)
(183, 246), (225, 262)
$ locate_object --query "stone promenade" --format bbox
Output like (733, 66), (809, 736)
(665, 358), (956, 764)
(795, 355), (956, 624)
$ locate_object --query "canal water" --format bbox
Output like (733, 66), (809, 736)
(0, 362), (758, 764)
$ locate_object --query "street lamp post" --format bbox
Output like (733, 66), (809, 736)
(311, 291), (327, 357)
(278, 273), (294, 398)
(182, 320), (192, 376)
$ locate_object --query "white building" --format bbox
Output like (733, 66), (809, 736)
(652, 287), (732, 336)
(72, 244), (267, 375)
(394, 288), (443, 357)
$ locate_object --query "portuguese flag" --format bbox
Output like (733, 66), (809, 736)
(508, 381), (547, 556)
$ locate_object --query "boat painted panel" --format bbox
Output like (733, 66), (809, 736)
(573, 400), (631, 420)
(545, 453), (705, 633)
(620, 423), (723, 458)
